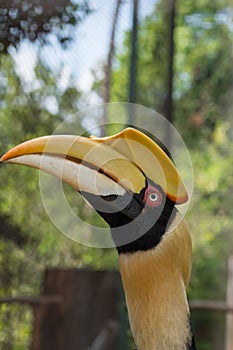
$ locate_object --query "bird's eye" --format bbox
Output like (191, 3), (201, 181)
(144, 185), (163, 207)
(149, 193), (158, 202)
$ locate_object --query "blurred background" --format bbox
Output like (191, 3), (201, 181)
(0, 0), (233, 349)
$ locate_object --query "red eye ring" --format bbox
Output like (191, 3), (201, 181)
(144, 185), (163, 207)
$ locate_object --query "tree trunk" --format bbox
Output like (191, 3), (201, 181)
(102, 0), (122, 134)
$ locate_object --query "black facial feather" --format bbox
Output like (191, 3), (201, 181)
(114, 188), (177, 254)
(82, 181), (177, 254)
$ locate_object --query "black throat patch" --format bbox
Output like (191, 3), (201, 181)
(114, 195), (177, 254)
(82, 179), (177, 255)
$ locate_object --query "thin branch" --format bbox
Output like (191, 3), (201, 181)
(190, 300), (233, 313)
(0, 295), (62, 307)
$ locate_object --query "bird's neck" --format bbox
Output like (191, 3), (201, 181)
(119, 219), (193, 350)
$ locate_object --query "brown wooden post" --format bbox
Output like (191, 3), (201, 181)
(31, 269), (123, 350)
(226, 256), (233, 350)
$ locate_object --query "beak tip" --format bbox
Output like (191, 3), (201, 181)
(1, 153), (9, 162)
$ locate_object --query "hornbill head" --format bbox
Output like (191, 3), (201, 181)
(1, 127), (188, 253)
(1, 127), (195, 349)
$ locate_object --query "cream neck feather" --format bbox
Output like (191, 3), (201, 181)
(119, 218), (193, 350)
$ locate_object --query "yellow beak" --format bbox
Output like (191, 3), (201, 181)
(0, 127), (188, 203)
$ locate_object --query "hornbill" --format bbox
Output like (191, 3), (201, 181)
(1, 127), (196, 349)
